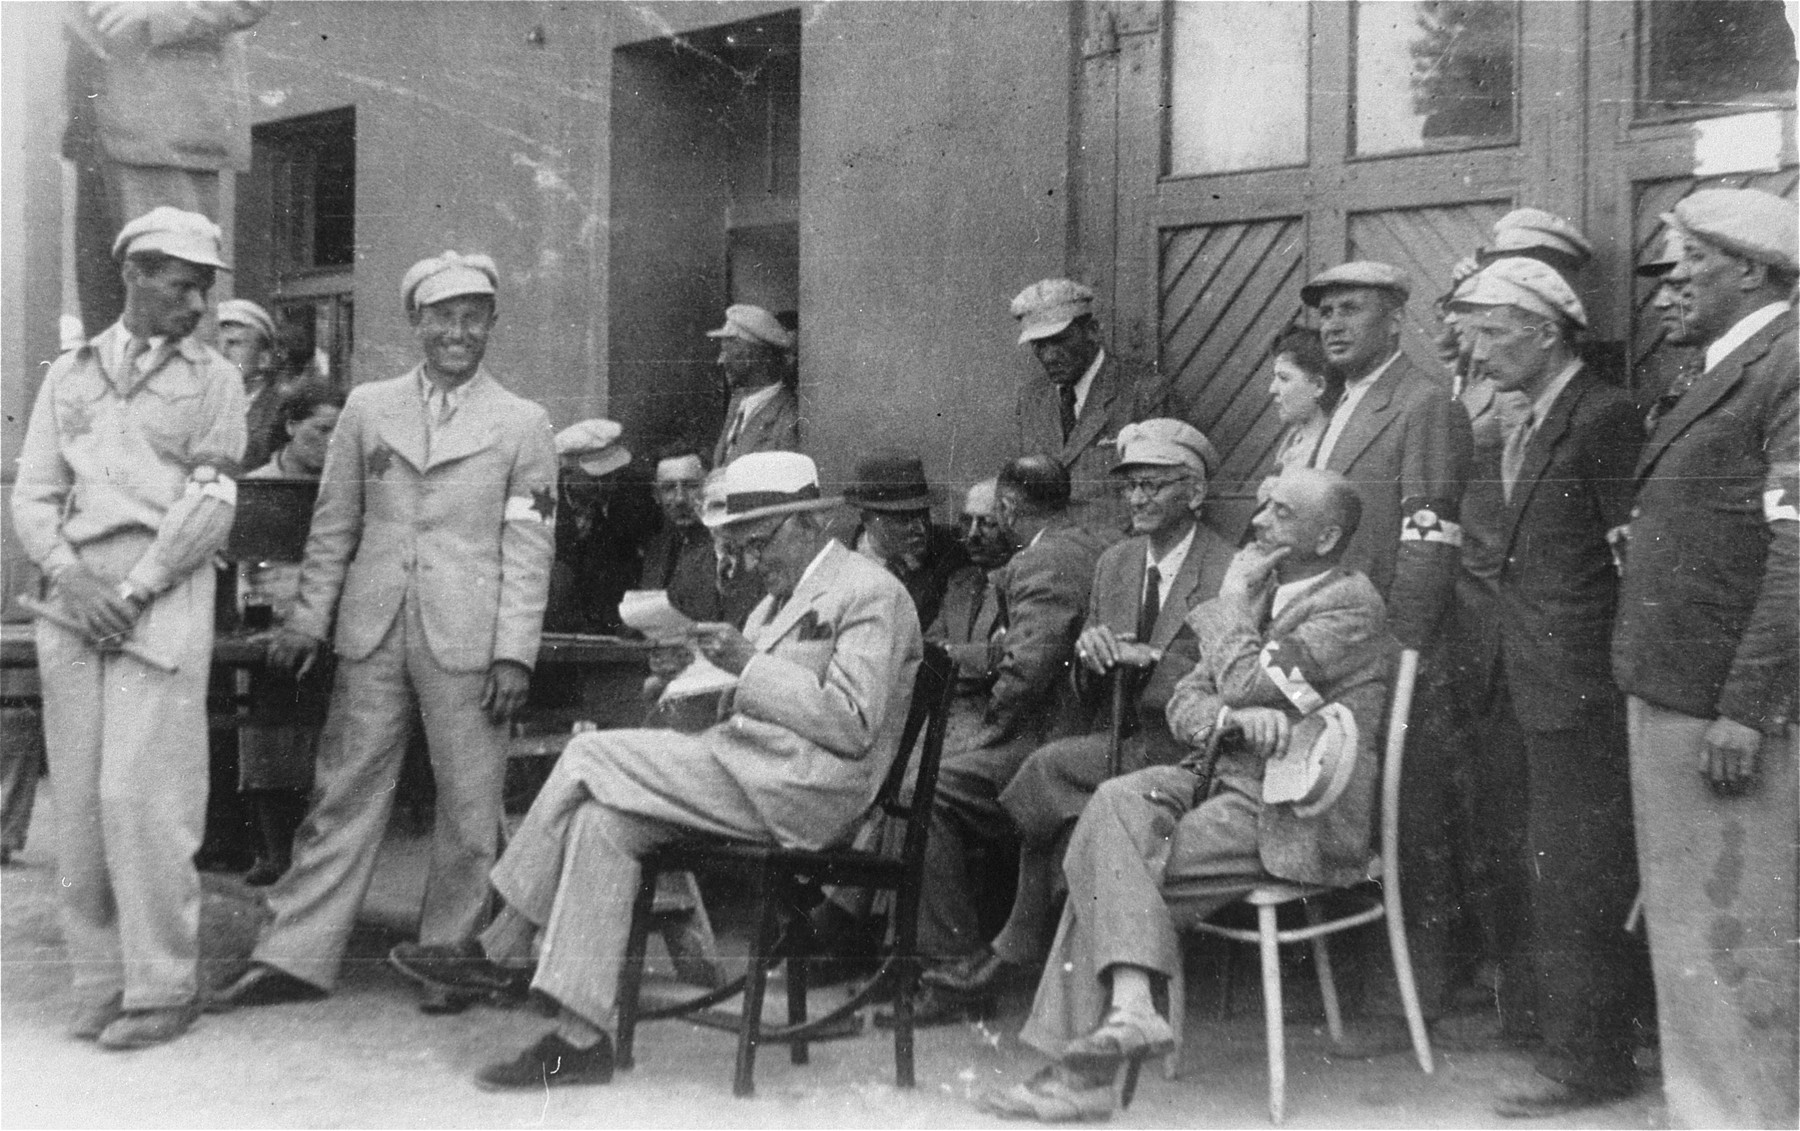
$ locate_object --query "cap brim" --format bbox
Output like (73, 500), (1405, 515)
(702, 495), (843, 529)
(576, 447), (632, 478)
(1017, 318), (1075, 345)
(852, 497), (933, 513)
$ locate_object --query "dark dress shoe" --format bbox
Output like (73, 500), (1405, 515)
(215, 964), (327, 1010)
(476, 1032), (614, 1091)
(921, 949), (1036, 998)
(389, 941), (530, 1000)
(873, 984), (993, 1029)
(1495, 1078), (1636, 1118)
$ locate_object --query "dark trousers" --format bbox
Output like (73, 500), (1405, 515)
(1503, 682), (1641, 1090)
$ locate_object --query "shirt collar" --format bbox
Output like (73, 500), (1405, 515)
(1071, 348), (1106, 417)
(1146, 522), (1196, 578)
(736, 382), (783, 419)
(1523, 359), (1583, 430)
(418, 367), (482, 410)
(1344, 349), (1401, 395)
(1705, 302), (1791, 373)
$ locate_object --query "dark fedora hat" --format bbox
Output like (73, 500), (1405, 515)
(844, 451), (933, 513)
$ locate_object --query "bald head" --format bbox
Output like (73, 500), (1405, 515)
(960, 477), (1013, 567)
(1252, 466), (1362, 580)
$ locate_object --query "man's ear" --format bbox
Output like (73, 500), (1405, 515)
(1738, 257), (1772, 293)
(1314, 522), (1344, 559)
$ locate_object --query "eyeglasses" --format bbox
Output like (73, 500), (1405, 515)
(720, 517), (790, 563)
(1118, 475), (1187, 498)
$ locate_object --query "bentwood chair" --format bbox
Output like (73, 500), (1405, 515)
(614, 642), (954, 1097)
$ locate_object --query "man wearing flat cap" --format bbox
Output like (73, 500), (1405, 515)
(216, 298), (281, 470)
(220, 251), (559, 1012)
(12, 206), (247, 1048)
(1012, 278), (1179, 541)
(838, 450), (969, 630)
(922, 420), (1236, 1016)
(386, 452), (923, 1090)
(543, 418), (659, 635)
(1613, 187), (1798, 1129)
(1299, 259), (1473, 1053)
(709, 304), (800, 468)
(1451, 259), (1646, 1117)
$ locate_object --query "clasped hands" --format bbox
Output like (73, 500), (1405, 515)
(54, 563), (142, 644)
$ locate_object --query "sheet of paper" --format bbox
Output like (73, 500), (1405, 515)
(659, 651), (740, 703)
(619, 589), (695, 643)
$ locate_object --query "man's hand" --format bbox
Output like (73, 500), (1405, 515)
(1219, 544), (1288, 607)
(1225, 706), (1291, 760)
(1074, 625), (1157, 675)
(266, 626), (324, 678)
(481, 659), (532, 725)
(89, 1), (152, 37)
(691, 622), (756, 676)
(646, 642), (694, 680)
(55, 564), (140, 642)
(1700, 717), (1762, 796)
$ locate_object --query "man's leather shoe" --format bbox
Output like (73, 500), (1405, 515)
(1494, 1078), (1636, 1118)
(475, 1032), (614, 1091)
(921, 949), (1036, 998)
(389, 940), (530, 1000)
(98, 1004), (199, 1050)
(69, 993), (124, 1041)
(873, 984), (992, 1029)
(213, 963), (327, 1010)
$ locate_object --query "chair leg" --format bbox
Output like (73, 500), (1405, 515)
(1165, 957), (1185, 1081)
(615, 862), (663, 1072)
(1382, 891), (1434, 1075)
(1302, 903), (1343, 1043)
(1215, 940), (1237, 1021)
(734, 872), (784, 1097)
(1258, 904), (1286, 1123)
(786, 908), (810, 1066)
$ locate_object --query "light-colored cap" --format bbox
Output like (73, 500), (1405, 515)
(1113, 418), (1219, 478)
(1300, 261), (1410, 307)
(402, 251), (499, 311)
(1485, 208), (1594, 265)
(705, 304), (795, 351)
(554, 418), (631, 478)
(216, 299), (275, 343)
(1011, 278), (1096, 344)
(1662, 188), (1798, 273)
(701, 451), (841, 529)
(1450, 257), (1588, 329)
(1635, 227), (1688, 279)
(112, 206), (230, 270)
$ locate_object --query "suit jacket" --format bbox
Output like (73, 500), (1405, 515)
(927, 562), (1003, 689)
(288, 368), (558, 673)
(714, 383), (800, 468)
(1079, 523), (1235, 764)
(1497, 369), (1642, 730)
(716, 539), (924, 844)
(638, 522), (726, 623)
(1166, 567), (1395, 889)
(1448, 376), (1523, 709)
(1614, 310), (1798, 727)
(1017, 353), (1176, 542)
(62, 2), (267, 171)
(1317, 353), (1472, 649)
(979, 519), (1108, 749)
(829, 518), (969, 632)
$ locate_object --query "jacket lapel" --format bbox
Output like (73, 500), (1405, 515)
(1154, 525), (1232, 650)
(1635, 332), (1769, 481)
(1324, 359), (1404, 473)
(1061, 355), (1119, 462)
(369, 373), (429, 472)
(752, 539), (841, 650)
(1500, 370), (1584, 556)
(425, 371), (501, 471)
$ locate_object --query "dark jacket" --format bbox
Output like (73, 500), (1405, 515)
(1613, 311), (1799, 728)
(1496, 369), (1642, 731)
(980, 519), (1108, 748)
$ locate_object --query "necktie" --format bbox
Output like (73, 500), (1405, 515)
(965, 575), (988, 643)
(724, 404), (748, 456)
(121, 337), (150, 385)
(1058, 385), (1077, 441)
(1501, 412), (1533, 504)
(1137, 564), (1162, 644)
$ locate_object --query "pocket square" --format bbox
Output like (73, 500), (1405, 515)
(794, 610), (833, 641)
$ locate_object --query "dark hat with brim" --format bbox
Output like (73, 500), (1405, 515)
(844, 452), (934, 513)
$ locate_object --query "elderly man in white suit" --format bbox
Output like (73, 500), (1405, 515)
(394, 452), (923, 1090)
(219, 251), (558, 1009)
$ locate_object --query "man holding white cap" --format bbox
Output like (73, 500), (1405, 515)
(216, 297), (281, 469)
(387, 451), (922, 1091)
(1011, 278), (1177, 541)
(1613, 187), (1798, 1129)
(708, 304), (799, 468)
(12, 206), (247, 1048)
(219, 251), (558, 1011)
(1451, 258), (1645, 1117)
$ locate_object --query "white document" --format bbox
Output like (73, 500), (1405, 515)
(619, 589), (695, 643)
(659, 652), (740, 703)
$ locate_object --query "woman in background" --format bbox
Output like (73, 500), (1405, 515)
(1266, 326), (1340, 476)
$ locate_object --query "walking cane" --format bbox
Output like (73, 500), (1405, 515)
(1106, 665), (1130, 778)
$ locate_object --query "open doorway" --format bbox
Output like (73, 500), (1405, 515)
(608, 9), (800, 454)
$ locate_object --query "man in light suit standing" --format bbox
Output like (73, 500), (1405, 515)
(219, 251), (558, 1008)
(923, 419), (1235, 1009)
(710, 304), (799, 468)
(391, 452), (923, 1090)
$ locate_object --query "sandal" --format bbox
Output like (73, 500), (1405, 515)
(976, 1064), (1117, 1123)
(1060, 1008), (1175, 1072)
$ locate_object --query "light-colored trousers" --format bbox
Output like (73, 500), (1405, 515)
(1019, 766), (1269, 1056)
(256, 594), (506, 989)
(39, 560), (215, 1011)
(1627, 697), (1798, 1129)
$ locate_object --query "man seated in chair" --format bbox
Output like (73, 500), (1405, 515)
(977, 467), (1395, 1121)
(389, 452), (924, 1091)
